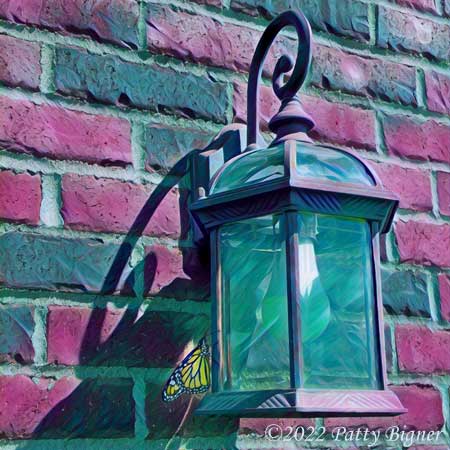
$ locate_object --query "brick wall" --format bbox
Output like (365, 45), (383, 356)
(0, 0), (449, 449)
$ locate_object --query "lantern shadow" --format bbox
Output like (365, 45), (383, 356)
(15, 147), (240, 443)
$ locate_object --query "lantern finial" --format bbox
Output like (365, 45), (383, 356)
(246, 9), (315, 148)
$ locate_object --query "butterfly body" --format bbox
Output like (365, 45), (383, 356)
(162, 338), (211, 402)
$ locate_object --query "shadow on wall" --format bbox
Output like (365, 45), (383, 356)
(7, 145), (239, 445)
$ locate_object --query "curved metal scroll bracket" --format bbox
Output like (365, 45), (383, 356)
(246, 9), (315, 148)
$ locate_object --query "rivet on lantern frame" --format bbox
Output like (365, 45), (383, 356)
(190, 9), (407, 417)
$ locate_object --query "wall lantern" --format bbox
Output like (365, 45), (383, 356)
(190, 9), (407, 417)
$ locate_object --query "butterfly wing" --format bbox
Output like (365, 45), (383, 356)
(162, 370), (185, 402)
(177, 342), (210, 394)
(162, 339), (211, 402)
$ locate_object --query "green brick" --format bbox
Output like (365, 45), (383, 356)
(384, 324), (393, 372)
(55, 47), (231, 123)
(231, 0), (370, 41)
(382, 268), (430, 317)
(145, 125), (212, 173)
(0, 232), (120, 293)
(0, 305), (35, 364)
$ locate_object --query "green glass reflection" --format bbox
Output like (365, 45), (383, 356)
(210, 142), (375, 194)
(295, 144), (375, 186)
(220, 214), (290, 391)
(211, 145), (285, 194)
(298, 213), (380, 390)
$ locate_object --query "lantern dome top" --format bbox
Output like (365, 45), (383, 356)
(191, 9), (398, 237)
(210, 140), (377, 195)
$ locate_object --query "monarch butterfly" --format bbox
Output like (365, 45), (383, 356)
(162, 337), (211, 402)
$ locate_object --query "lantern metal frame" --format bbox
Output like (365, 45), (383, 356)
(190, 9), (407, 417)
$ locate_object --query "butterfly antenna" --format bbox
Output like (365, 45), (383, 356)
(202, 329), (221, 346)
(201, 330), (211, 341)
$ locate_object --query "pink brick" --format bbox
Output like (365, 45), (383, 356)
(47, 305), (209, 367)
(233, 83), (375, 150)
(395, 221), (450, 267)
(426, 71), (450, 115)
(0, 0), (139, 48)
(145, 245), (185, 296)
(325, 384), (443, 431)
(311, 44), (417, 106)
(0, 375), (80, 438)
(303, 96), (376, 151)
(378, 7), (450, 61)
(396, 325), (450, 374)
(373, 163), (432, 211)
(437, 171), (450, 216)
(47, 306), (125, 365)
(439, 274), (450, 321)
(0, 96), (131, 165)
(0, 35), (40, 89)
(143, 245), (208, 299)
(384, 115), (450, 164)
(146, 5), (291, 73)
(389, 0), (439, 13)
(0, 170), (41, 224)
(233, 82), (280, 131)
(61, 174), (181, 237)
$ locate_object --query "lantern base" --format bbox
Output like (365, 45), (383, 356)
(195, 388), (407, 417)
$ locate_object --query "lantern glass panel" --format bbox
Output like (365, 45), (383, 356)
(220, 214), (290, 391)
(297, 212), (381, 390)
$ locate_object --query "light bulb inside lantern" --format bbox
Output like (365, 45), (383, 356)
(298, 214), (331, 343)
